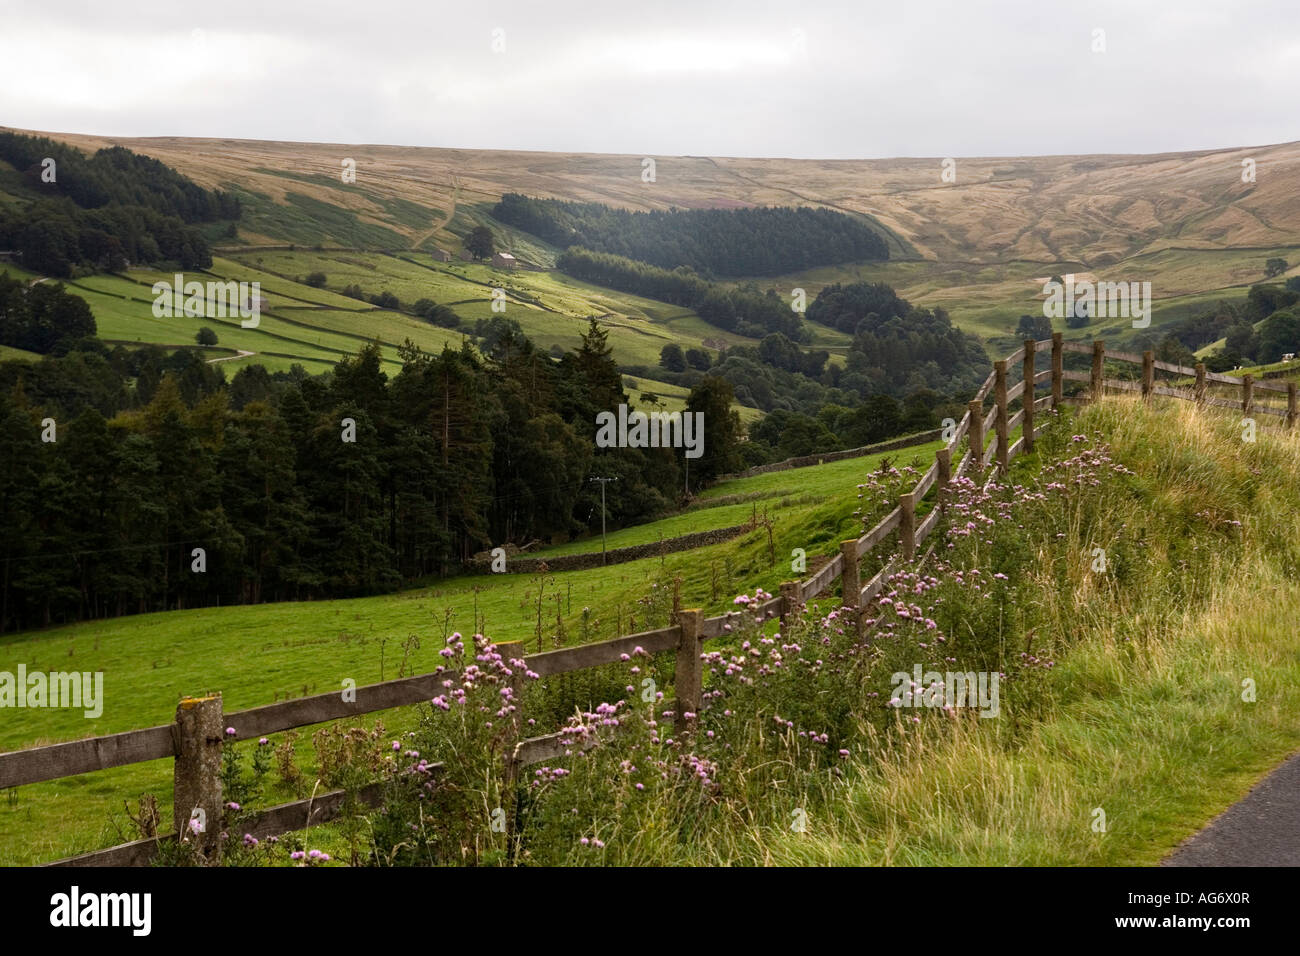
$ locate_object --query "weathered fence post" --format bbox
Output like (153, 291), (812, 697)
(968, 399), (984, 471)
(779, 581), (801, 630)
(899, 493), (916, 562)
(1022, 339), (1035, 452)
(839, 539), (861, 634)
(936, 446), (951, 512)
(173, 694), (223, 863)
(994, 360), (1009, 473)
(1092, 340), (1105, 400)
(1242, 374), (1254, 418)
(1052, 332), (1064, 406)
(1141, 350), (1154, 400)
(1195, 363), (1207, 403)
(673, 610), (703, 738)
(1288, 382), (1297, 429)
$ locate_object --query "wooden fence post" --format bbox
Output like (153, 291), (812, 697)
(1022, 339), (1035, 452)
(936, 446), (951, 512)
(673, 610), (703, 737)
(994, 360), (1009, 473)
(1092, 340), (1105, 400)
(1195, 363), (1207, 403)
(173, 694), (223, 863)
(1288, 382), (1297, 429)
(839, 539), (861, 634)
(779, 581), (801, 630)
(968, 399), (984, 471)
(1052, 332), (1064, 406)
(899, 493), (916, 562)
(1242, 374), (1254, 418)
(1142, 351), (1154, 400)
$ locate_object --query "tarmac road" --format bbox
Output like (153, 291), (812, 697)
(1163, 750), (1300, 866)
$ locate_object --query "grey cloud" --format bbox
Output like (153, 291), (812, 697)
(1, 0), (1296, 157)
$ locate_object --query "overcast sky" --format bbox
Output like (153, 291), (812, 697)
(3, 0), (1297, 159)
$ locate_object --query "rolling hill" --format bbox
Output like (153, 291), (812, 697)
(5, 125), (1298, 358)
(13, 129), (1300, 267)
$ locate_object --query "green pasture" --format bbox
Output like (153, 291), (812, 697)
(0, 440), (941, 863)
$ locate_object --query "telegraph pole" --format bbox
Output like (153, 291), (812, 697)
(589, 476), (619, 564)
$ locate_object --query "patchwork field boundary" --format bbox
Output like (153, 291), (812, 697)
(465, 523), (754, 573)
(715, 428), (943, 481)
(2, 335), (1293, 866)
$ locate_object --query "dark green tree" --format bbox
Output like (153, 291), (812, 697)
(1257, 309), (1300, 364)
(1016, 314), (1053, 341)
(685, 376), (742, 482)
(684, 347), (711, 371)
(659, 343), (686, 372)
(465, 226), (495, 261)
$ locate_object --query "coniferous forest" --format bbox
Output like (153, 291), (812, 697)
(0, 308), (756, 631)
(556, 246), (807, 339)
(495, 193), (889, 276)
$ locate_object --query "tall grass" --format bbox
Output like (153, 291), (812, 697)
(741, 397), (1300, 865)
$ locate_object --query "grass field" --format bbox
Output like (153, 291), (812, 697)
(224, 249), (797, 367)
(1, 252), (774, 422)
(0, 437), (939, 864)
(620, 375), (763, 426)
(533, 438), (943, 557)
(62, 275), (411, 368)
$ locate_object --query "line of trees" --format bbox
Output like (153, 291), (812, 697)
(0, 320), (750, 632)
(0, 199), (216, 275)
(496, 194), (888, 276)
(557, 246), (806, 340)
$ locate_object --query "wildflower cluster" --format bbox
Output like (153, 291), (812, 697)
(855, 461), (922, 530)
(369, 632), (540, 866)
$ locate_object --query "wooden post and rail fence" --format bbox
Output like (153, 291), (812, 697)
(2, 336), (1294, 865)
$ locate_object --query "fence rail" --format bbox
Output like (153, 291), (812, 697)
(4, 335), (1295, 866)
